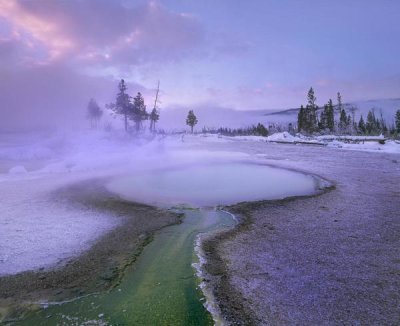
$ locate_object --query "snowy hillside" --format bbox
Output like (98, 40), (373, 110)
(264, 98), (400, 126)
(345, 98), (400, 122)
(155, 98), (400, 131)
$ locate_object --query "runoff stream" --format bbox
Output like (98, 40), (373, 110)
(18, 162), (318, 325)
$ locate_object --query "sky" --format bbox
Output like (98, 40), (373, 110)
(0, 0), (399, 130)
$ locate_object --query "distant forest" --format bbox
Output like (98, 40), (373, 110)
(297, 88), (400, 137)
(87, 80), (400, 139)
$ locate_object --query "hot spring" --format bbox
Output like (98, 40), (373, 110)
(106, 162), (317, 207)
(20, 162), (321, 325)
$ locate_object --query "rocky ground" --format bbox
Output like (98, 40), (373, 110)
(201, 141), (400, 325)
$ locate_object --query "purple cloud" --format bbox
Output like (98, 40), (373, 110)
(0, 1), (209, 130)
(0, 0), (205, 67)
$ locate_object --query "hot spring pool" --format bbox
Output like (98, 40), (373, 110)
(106, 162), (317, 207)
(18, 163), (321, 325)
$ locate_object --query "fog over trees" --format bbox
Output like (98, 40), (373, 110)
(297, 88), (399, 137)
(186, 110), (198, 133)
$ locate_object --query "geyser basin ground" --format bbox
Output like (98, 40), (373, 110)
(106, 162), (318, 207)
(12, 162), (322, 325)
(19, 210), (235, 325)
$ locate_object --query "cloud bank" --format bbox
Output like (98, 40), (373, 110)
(0, 0), (206, 130)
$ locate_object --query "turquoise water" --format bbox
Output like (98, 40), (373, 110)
(19, 210), (235, 325)
(18, 163), (317, 325)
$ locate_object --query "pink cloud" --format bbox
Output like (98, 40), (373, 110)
(0, 0), (205, 67)
(0, 1), (209, 130)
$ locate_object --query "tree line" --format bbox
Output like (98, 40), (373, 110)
(298, 87), (400, 137)
(206, 123), (269, 137)
(87, 81), (400, 138)
(105, 79), (160, 132)
(87, 79), (199, 133)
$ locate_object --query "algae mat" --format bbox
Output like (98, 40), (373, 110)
(18, 209), (235, 325)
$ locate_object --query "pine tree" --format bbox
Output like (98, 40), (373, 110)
(347, 114), (352, 134)
(149, 107), (159, 132)
(86, 98), (103, 129)
(186, 110), (198, 133)
(306, 87), (317, 133)
(116, 80), (131, 132)
(106, 79), (132, 132)
(319, 104), (328, 131)
(297, 105), (305, 132)
(358, 115), (366, 134)
(337, 92), (349, 133)
(339, 108), (348, 133)
(396, 110), (400, 133)
(349, 106), (357, 134)
(337, 92), (343, 112)
(366, 110), (377, 134)
(308, 87), (317, 108)
(378, 111), (387, 134)
(327, 99), (335, 131)
(131, 92), (148, 131)
(256, 123), (269, 136)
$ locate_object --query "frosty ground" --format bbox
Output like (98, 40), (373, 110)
(0, 131), (399, 324)
(196, 136), (400, 325)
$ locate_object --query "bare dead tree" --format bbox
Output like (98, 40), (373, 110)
(150, 80), (161, 132)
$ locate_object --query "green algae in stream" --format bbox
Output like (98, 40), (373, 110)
(18, 210), (235, 326)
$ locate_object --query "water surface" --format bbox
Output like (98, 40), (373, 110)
(19, 210), (235, 325)
(18, 163), (318, 325)
(107, 163), (316, 207)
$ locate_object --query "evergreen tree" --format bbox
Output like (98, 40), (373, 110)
(396, 109), (400, 133)
(339, 108), (348, 133)
(297, 105), (305, 132)
(337, 92), (343, 112)
(306, 87), (317, 133)
(149, 107), (159, 132)
(358, 115), (366, 134)
(86, 98), (103, 129)
(337, 92), (350, 133)
(111, 79), (131, 132)
(186, 110), (198, 133)
(297, 106), (306, 132)
(349, 106), (357, 134)
(326, 99), (335, 131)
(366, 110), (377, 134)
(347, 115), (352, 134)
(308, 87), (317, 108)
(131, 92), (148, 131)
(256, 123), (269, 136)
(319, 104), (328, 131)
(379, 111), (387, 134)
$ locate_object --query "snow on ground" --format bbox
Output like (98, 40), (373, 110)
(0, 130), (248, 276)
(0, 174), (120, 275)
(0, 129), (399, 276)
(202, 132), (400, 154)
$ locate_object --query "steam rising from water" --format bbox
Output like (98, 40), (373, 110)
(106, 162), (317, 207)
